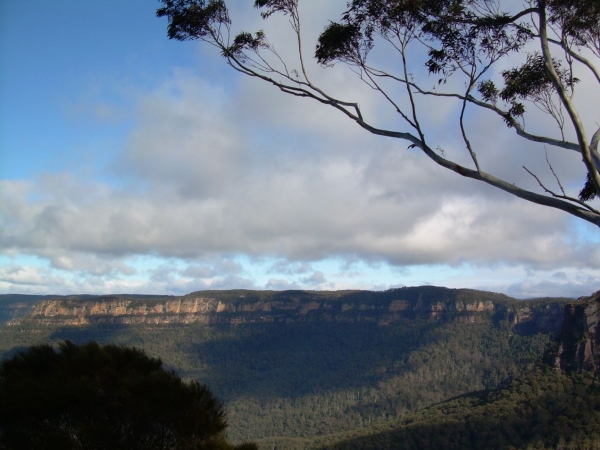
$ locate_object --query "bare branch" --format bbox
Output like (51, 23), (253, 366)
(459, 68), (482, 172)
(362, 67), (417, 128)
(591, 126), (600, 170)
(231, 51), (600, 224)
(545, 149), (566, 196)
(400, 42), (427, 148)
(538, 5), (600, 197)
(546, 37), (600, 83)
(523, 165), (600, 214)
(366, 67), (584, 151)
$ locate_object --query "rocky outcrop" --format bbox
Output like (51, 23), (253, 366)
(547, 291), (600, 373)
(28, 297), (221, 325)
(7, 288), (567, 333)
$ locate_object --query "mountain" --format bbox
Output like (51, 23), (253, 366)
(6, 287), (566, 329)
(0, 286), (576, 449)
(318, 291), (600, 450)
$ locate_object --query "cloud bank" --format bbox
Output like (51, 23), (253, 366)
(1, 1), (599, 298)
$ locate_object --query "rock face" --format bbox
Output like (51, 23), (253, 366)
(7, 287), (567, 332)
(24, 297), (222, 326)
(547, 291), (600, 373)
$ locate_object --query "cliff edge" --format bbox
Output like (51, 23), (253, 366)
(547, 290), (600, 373)
(7, 287), (566, 333)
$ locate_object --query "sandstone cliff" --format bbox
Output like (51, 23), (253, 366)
(7, 287), (566, 331)
(546, 290), (600, 373)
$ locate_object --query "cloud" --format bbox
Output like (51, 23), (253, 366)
(2, 2), (599, 299)
(207, 275), (256, 290)
(268, 260), (313, 275)
(0, 263), (143, 296)
(300, 271), (327, 286)
(264, 278), (301, 290)
(182, 259), (244, 279)
(2, 69), (598, 277)
(506, 273), (600, 299)
(0, 265), (47, 286)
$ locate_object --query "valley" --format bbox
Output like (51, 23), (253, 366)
(1, 286), (597, 449)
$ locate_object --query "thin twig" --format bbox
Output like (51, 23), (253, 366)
(544, 148), (565, 196)
(524, 166), (600, 214)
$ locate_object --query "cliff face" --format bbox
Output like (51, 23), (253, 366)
(11, 297), (492, 326)
(7, 288), (565, 331)
(547, 291), (600, 373)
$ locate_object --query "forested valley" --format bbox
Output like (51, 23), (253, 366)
(1, 286), (599, 449)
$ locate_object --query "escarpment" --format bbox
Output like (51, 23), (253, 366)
(7, 287), (567, 331)
(546, 290), (600, 373)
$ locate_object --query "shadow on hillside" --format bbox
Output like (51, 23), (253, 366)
(320, 420), (598, 450)
(319, 372), (600, 450)
(185, 319), (460, 401)
(49, 323), (148, 349)
(0, 294), (58, 324)
(1, 323), (141, 361)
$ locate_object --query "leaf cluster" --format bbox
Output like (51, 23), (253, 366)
(315, 0), (533, 77)
(478, 52), (579, 126)
(254, 0), (297, 20)
(156, 0), (230, 41)
(579, 172), (598, 202)
(548, 0), (600, 53)
(227, 30), (268, 58)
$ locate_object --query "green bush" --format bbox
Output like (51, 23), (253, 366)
(0, 341), (256, 450)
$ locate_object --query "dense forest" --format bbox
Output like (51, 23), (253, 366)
(1, 287), (598, 449)
(321, 368), (600, 450)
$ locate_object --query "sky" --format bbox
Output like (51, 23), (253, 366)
(1, 0), (599, 299)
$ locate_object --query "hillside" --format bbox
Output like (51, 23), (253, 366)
(317, 291), (600, 450)
(0, 286), (573, 448)
(320, 367), (600, 450)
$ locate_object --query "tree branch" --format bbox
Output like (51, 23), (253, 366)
(538, 2), (600, 196)
(523, 165), (600, 214)
(546, 37), (600, 84)
(460, 70), (481, 172)
(367, 68), (585, 154)
(159, 1), (600, 227)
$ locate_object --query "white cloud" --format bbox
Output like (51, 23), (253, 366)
(2, 69), (598, 276)
(268, 260), (313, 275)
(506, 273), (600, 299)
(264, 278), (301, 290)
(300, 271), (327, 286)
(2, 0), (599, 298)
(0, 265), (47, 286)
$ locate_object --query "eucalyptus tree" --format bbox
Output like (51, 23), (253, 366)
(0, 341), (256, 450)
(157, 0), (600, 226)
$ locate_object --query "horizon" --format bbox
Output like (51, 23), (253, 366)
(0, 284), (582, 301)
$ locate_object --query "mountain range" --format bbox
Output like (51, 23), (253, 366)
(1, 286), (599, 449)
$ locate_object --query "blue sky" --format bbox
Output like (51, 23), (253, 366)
(1, 0), (599, 298)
